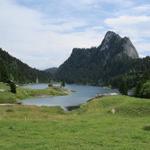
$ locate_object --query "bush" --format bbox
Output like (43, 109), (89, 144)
(8, 81), (16, 94)
(143, 125), (150, 131)
(135, 81), (143, 97)
(61, 80), (65, 87)
(140, 80), (150, 98)
(119, 80), (128, 95)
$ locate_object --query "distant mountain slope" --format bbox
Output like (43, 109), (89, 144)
(44, 67), (58, 80)
(45, 67), (58, 74)
(56, 31), (140, 84)
(0, 48), (51, 83)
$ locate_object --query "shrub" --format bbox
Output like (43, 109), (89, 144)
(61, 80), (65, 87)
(8, 81), (16, 94)
(139, 80), (150, 98)
(143, 125), (150, 131)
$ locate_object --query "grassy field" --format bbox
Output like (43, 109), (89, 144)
(0, 82), (68, 103)
(0, 95), (150, 150)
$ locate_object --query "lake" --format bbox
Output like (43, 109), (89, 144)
(21, 84), (118, 110)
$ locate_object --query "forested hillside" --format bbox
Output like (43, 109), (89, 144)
(0, 48), (51, 83)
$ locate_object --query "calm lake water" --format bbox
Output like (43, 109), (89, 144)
(21, 84), (118, 109)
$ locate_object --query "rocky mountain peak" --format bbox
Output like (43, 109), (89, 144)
(98, 31), (121, 51)
(105, 31), (121, 40)
(98, 31), (139, 59)
(56, 31), (140, 84)
(121, 36), (139, 58)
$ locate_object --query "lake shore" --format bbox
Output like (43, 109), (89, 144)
(0, 82), (69, 104)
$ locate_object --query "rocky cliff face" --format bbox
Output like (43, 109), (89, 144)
(98, 31), (138, 58)
(56, 31), (139, 84)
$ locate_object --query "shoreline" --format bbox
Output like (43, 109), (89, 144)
(65, 92), (119, 111)
(0, 82), (119, 111)
(0, 92), (119, 112)
(0, 82), (69, 104)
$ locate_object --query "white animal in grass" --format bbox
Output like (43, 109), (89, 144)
(111, 108), (116, 114)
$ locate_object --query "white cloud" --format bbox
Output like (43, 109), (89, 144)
(105, 16), (150, 26)
(132, 4), (150, 13)
(105, 15), (150, 57)
(0, 0), (103, 69)
(100, 0), (134, 6)
(0, 0), (149, 70)
(68, 0), (134, 6)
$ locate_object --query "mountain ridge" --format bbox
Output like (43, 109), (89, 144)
(56, 31), (139, 84)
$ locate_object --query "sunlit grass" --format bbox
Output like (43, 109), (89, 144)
(0, 95), (150, 150)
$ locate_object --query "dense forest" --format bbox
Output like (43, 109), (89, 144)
(110, 56), (150, 97)
(0, 48), (51, 83)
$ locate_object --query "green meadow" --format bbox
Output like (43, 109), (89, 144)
(0, 82), (68, 103)
(0, 95), (149, 150)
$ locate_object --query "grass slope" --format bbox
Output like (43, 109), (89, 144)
(0, 82), (68, 103)
(0, 95), (150, 150)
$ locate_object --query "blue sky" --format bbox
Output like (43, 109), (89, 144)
(0, 0), (150, 69)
